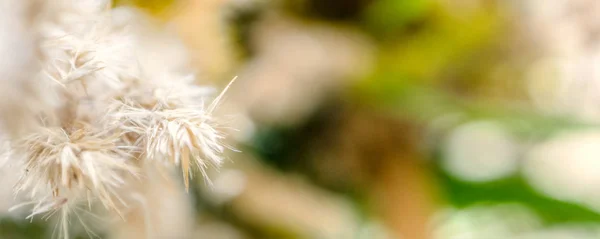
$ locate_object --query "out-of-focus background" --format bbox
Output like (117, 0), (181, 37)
(6, 0), (600, 238)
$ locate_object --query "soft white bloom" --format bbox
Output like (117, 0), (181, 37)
(11, 124), (139, 219)
(0, 0), (231, 238)
(524, 131), (600, 210)
(442, 121), (520, 182)
(111, 79), (234, 190)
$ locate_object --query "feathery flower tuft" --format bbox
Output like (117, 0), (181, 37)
(111, 79), (235, 190)
(13, 123), (139, 219)
(0, 1), (233, 238)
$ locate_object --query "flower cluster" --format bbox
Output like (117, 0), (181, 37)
(0, 0), (229, 237)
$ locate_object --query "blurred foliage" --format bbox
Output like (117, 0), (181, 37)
(351, 0), (599, 138)
(433, 156), (600, 225)
(228, 4), (264, 59)
(113, 0), (177, 16)
(288, 0), (371, 21)
(362, 0), (432, 37)
(247, 0), (600, 231)
(355, 2), (505, 95)
(348, 0), (600, 233)
(0, 219), (46, 239)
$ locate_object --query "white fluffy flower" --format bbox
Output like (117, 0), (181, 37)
(0, 1), (231, 238)
(12, 125), (139, 218)
(111, 79), (234, 190)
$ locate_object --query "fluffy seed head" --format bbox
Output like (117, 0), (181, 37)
(0, 1), (233, 238)
(13, 123), (139, 219)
